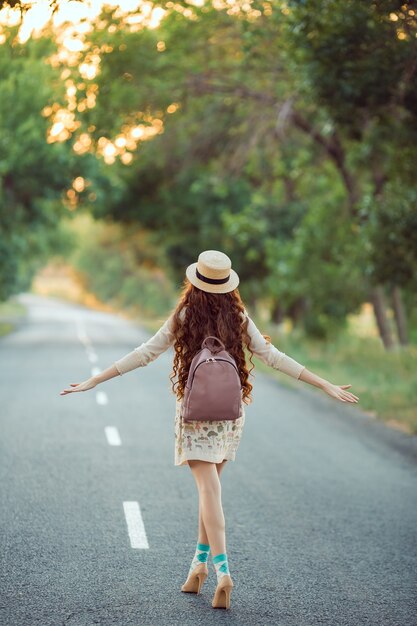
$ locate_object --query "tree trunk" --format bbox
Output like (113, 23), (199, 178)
(271, 300), (285, 325)
(369, 285), (395, 350)
(290, 113), (360, 216)
(391, 284), (409, 346)
(246, 295), (258, 315)
(282, 175), (296, 203)
(288, 296), (308, 327)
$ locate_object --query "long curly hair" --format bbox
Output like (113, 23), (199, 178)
(169, 280), (255, 404)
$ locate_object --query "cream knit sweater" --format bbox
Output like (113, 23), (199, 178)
(114, 310), (306, 380)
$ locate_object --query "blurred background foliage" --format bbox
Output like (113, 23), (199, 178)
(1, 0), (417, 429)
(68, 213), (176, 315)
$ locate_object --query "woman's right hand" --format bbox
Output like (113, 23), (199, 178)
(60, 377), (97, 395)
(322, 382), (359, 403)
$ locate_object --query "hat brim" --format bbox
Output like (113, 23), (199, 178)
(185, 263), (240, 294)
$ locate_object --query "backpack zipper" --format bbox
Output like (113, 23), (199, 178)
(189, 357), (240, 387)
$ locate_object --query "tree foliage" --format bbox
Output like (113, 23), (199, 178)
(0, 27), (89, 299)
(1, 1), (416, 345)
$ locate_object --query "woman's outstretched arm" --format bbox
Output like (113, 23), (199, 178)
(244, 313), (359, 404)
(60, 313), (176, 396)
(298, 367), (358, 403)
(60, 364), (120, 395)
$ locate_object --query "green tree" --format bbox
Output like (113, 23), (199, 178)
(0, 28), (77, 299)
(51, 1), (417, 344)
(285, 0), (417, 345)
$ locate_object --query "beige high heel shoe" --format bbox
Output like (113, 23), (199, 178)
(181, 563), (208, 594)
(212, 574), (234, 609)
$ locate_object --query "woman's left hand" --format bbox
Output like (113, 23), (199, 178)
(322, 383), (359, 403)
(60, 377), (97, 395)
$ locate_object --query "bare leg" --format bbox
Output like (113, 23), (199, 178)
(189, 460), (227, 556)
(197, 461), (227, 544)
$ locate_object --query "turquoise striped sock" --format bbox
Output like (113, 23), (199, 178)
(212, 552), (230, 583)
(188, 542), (210, 577)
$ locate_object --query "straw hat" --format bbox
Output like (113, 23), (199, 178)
(185, 250), (240, 294)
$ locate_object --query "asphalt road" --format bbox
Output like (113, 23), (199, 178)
(1, 293), (416, 626)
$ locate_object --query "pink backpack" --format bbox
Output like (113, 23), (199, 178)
(182, 336), (242, 422)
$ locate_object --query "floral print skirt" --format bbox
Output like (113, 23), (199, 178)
(174, 398), (246, 467)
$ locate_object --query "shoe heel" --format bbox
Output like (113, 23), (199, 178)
(212, 575), (233, 609)
(196, 572), (207, 594)
(181, 565), (208, 594)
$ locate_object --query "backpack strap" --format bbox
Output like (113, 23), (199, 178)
(201, 336), (225, 354)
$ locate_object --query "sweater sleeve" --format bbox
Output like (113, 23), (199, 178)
(114, 313), (176, 376)
(244, 313), (306, 380)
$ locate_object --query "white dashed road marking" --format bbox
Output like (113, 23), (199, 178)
(96, 391), (108, 406)
(123, 501), (149, 549)
(78, 317), (135, 552)
(105, 426), (121, 446)
(87, 350), (98, 363)
(76, 322), (86, 342)
(76, 320), (92, 346)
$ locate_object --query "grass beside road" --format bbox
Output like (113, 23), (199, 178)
(254, 325), (417, 435)
(0, 298), (28, 338)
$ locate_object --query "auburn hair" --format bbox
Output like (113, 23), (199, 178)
(169, 280), (255, 404)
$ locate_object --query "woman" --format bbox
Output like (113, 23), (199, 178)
(61, 250), (359, 610)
